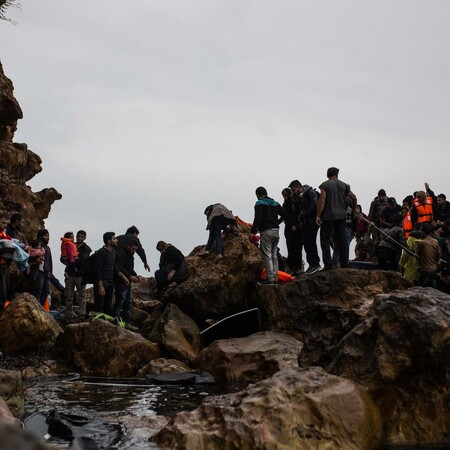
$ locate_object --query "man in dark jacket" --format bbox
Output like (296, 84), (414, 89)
(436, 194), (450, 226)
(251, 186), (289, 285)
(93, 231), (123, 315)
(283, 183), (302, 276)
(117, 226), (150, 272)
(289, 180), (321, 275)
(155, 241), (188, 289)
(5, 213), (27, 246)
(368, 189), (388, 241)
(113, 238), (140, 323)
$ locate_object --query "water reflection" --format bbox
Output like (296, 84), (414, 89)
(24, 375), (246, 449)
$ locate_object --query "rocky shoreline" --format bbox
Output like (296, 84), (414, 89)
(0, 227), (449, 449)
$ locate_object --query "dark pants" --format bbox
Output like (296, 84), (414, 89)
(34, 270), (50, 306)
(320, 219), (349, 269)
(113, 283), (132, 322)
(303, 221), (320, 267)
(206, 217), (226, 255)
(419, 270), (437, 288)
(285, 228), (303, 272)
(94, 281), (114, 315)
(0, 264), (7, 315)
(377, 247), (400, 271)
(155, 261), (188, 289)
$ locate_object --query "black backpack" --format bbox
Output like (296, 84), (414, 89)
(81, 251), (97, 285)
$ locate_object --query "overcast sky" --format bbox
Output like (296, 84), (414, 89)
(1, 1), (449, 278)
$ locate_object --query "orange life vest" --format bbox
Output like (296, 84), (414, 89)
(413, 197), (434, 223)
(260, 268), (295, 283)
(60, 238), (79, 259)
(403, 212), (413, 238)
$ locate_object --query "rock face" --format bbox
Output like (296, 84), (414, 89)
(0, 397), (20, 428)
(159, 228), (262, 321)
(149, 304), (201, 365)
(0, 293), (62, 353)
(0, 370), (23, 417)
(253, 269), (411, 367)
(152, 367), (382, 450)
(59, 319), (160, 377)
(197, 331), (302, 382)
(0, 61), (61, 242)
(327, 287), (450, 446)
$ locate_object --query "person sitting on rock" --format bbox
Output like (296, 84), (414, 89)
(200, 204), (236, 262)
(155, 241), (188, 289)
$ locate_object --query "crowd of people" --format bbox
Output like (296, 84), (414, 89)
(0, 221), (188, 324)
(0, 166), (449, 322)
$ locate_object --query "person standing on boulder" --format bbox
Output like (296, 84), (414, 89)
(117, 226), (150, 272)
(416, 223), (440, 288)
(251, 187), (289, 285)
(316, 167), (357, 270)
(93, 232), (123, 315)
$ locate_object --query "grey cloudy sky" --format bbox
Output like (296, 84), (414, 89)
(1, 1), (449, 277)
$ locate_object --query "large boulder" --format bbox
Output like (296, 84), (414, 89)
(137, 358), (191, 377)
(327, 287), (450, 446)
(0, 294), (62, 353)
(58, 320), (160, 377)
(197, 331), (302, 382)
(159, 228), (262, 321)
(0, 370), (23, 417)
(0, 423), (54, 450)
(149, 304), (201, 365)
(0, 398), (20, 427)
(152, 367), (382, 450)
(252, 269), (411, 367)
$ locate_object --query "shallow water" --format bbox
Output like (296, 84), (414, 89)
(24, 375), (246, 449)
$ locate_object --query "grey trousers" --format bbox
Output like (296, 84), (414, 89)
(260, 228), (280, 282)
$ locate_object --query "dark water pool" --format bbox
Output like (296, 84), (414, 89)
(24, 375), (246, 449)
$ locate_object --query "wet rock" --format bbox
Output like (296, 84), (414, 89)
(327, 287), (450, 446)
(252, 268), (411, 367)
(152, 366), (382, 450)
(197, 331), (302, 382)
(0, 422), (54, 450)
(0, 369), (23, 417)
(137, 358), (191, 377)
(159, 228), (261, 321)
(0, 397), (20, 427)
(59, 320), (160, 377)
(150, 304), (201, 365)
(0, 293), (63, 353)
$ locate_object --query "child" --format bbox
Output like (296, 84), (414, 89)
(26, 239), (45, 274)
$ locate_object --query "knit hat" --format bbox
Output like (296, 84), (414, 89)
(37, 228), (49, 239)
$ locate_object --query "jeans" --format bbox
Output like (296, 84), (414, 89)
(260, 228), (280, 282)
(320, 219), (349, 269)
(34, 271), (50, 306)
(65, 275), (87, 318)
(206, 217), (226, 255)
(94, 281), (114, 315)
(113, 283), (132, 322)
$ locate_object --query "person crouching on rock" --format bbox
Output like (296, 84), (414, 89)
(200, 203), (236, 262)
(155, 241), (188, 289)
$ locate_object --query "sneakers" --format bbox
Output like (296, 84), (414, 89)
(198, 250), (210, 256)
(305, 265), (322, 275)
(215, 254), (223, 264)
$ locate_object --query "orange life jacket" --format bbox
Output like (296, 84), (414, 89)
(403, 212), (413, 238)
(260, 268), (295, 283)
(60, 238), (79, 259)
(413, 197), (434, 223)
